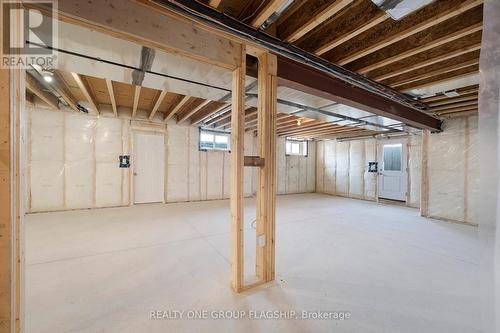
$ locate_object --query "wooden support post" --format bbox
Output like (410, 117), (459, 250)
(230, 45), (246, 293)
(0, 67), (24, 332)
(256, 52), (277, 282)
(420, 130), (430, 217)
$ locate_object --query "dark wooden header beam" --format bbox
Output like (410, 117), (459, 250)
(275, 56), (441, 131)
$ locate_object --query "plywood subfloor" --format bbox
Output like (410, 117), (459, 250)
(26, 194), (480, 332)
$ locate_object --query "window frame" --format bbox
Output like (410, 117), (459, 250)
(198, 128), (231, 152)
(285, 138), (308, 157)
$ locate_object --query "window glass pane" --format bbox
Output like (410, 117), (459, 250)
(214, 135), (228, 149)
(286, 141), (292, 154)
(291, 143), (300, 154)
(383, 144), (402, 171)
(200, 132), (214, 142)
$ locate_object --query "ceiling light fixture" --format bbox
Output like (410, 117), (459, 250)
(371, 0), (436, 20)
(297, 119), (302, 126)
(444, 90), (460, 98)
(41, 70), (53, 83)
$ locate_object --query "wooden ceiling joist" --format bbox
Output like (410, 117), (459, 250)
(391, 59), (480, 88)
(52, 72), (79, 112)
(25, 73), (60, 110)
(250, 0), (289, 28)
(105, 79), (118, 116)
(178, 99), (212, 124)
(191, 103), (228, 125)
(71, 73), (99, 113)
(357, 22), (483, 74)
(149, 90), (169, 120)
(373, 43), (481, 82)
(335, 0), (483, 66)
(430, 100), (479, 113)
(427, 94), (478, 107)
(398, 65), (479, 91)
(208, 0), (222, 9)
(164, 95), (190, 123)
(420, 85), (479, 103)
(282, 0), (353, 42)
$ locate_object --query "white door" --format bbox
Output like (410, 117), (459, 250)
(378, 139), (407, 201)
(133, 133), (165, 204)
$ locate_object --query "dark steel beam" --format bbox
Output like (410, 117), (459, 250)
(275, 56), (442, 131)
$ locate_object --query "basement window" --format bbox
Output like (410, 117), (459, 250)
(199, 129), (230, 151)
(285, 139), (308, 156)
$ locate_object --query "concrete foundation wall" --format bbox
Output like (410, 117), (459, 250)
(27, 107), (315, 212)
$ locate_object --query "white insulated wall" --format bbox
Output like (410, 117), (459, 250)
(424, 115), (479, 224)
(28, 107), (130, 212)
(27, 108), (316, 212)
(276, 137), (316, 194)
(316, 139), (378, 201)
(316, 136), (421, 205)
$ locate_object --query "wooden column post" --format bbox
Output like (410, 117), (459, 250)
(230, 45), (246, 292)
(0, 66), (24, 332)
(420, 129), (430, 216)
(256, 52), (277, 282)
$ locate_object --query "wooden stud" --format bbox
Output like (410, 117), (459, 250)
(105, 79), (118, 116)
(230, 46), (246, 292)
(132, 85), (141, 118)
(71, 73), (99, 113)
(336, 0), (483, 65)
(177, 99), (211, 124)
(255, 52), (277, 282)
(251, 0), (289, 28)
(25, 73), (59, 110)
(420, 130), (429, 217)
(149, 90), (168, 120)
(163, 95), (190, 123)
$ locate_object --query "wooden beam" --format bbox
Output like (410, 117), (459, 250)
(149, 90), (168, 120)
(420, 85), (478, 103)
(336, 0), (483, 65)
(25, 73), (59, 110)
(71, 73), (99, 113)
(163, 95), (190, 123)
(33, 0), (242, 70)
(230, 46), (246, 293)
(251, 0), (288, 28)
(132, 85), (141, 118)
(177, 99), (211, 124)
(105, 79), (118, 116)
(374, 43), (481, 82)
(284, 0), (353, 42)
(358, 23), (483, 74)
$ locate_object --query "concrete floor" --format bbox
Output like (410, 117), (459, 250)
(26, 194), (480, 333)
